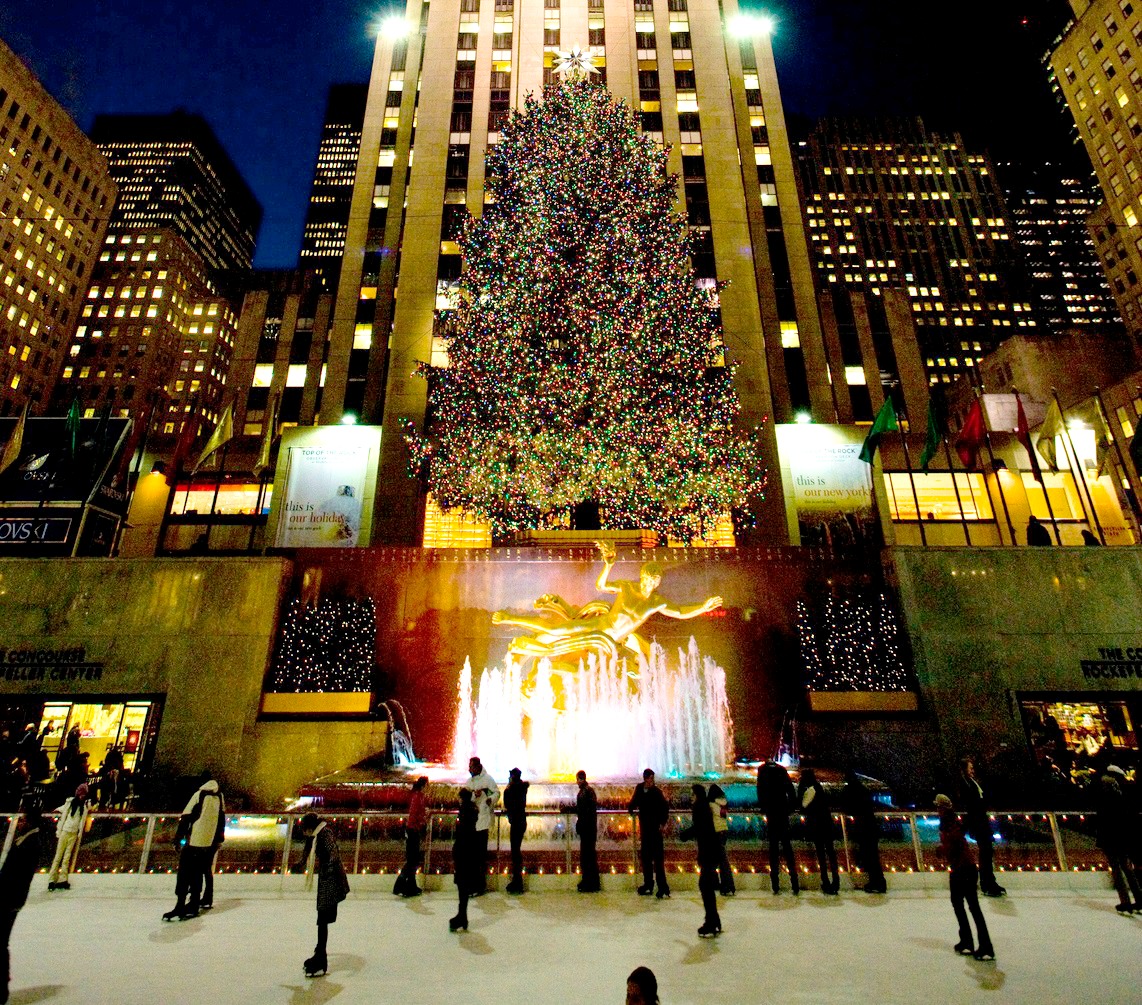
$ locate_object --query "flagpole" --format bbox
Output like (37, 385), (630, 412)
(897, 415), (927, 546)
(1013, 388), (1062, 545)
(940, 434), (972, 546)
(973, 386), (1017, 545)
(1052, 387), (1106, 545)
(1094, 385), (1142, 530)
(247, 471), (267, 553)
(202, 442), (229, 552)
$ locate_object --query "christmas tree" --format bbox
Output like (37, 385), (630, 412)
(406, 74), (764, 540)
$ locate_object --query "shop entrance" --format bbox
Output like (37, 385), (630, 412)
(37, 700), (160, 775)
(1019, 693), (1138, 781)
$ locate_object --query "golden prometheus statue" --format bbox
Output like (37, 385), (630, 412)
(492, 540), (723, 669)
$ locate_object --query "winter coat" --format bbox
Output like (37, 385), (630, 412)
(575, 784), (598, 839)
(756, 762), (796, 828)
(798, 780), (833, 838)
(453, 799), (479, 890)
(0, 822), (42, 911)
(504, 779), (529, 825)
(311, 824), (350, 915)
(958, 774), (989, 832)
(54, 796), (88, 837)
(682, 799), (721, 867)
(710, 795), (729, 834)
(406, 791), (427, 834)
(1094, 771), (1138, 854)
(464, 770), (500, 832)
(179, 779), (225, 849)
(628, 783), (669, 831)
(938, 811), (976, 872)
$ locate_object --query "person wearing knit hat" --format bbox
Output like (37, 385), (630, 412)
(47, 783), (91, 891)
(936, 794), (995, 961)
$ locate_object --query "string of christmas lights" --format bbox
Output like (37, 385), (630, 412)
(404, 77), (766, 540)
(269, 598), (377, 693)
(796, 592), (910, 692)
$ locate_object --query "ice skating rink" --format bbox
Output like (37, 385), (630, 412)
(6, 884), (1140, 1004)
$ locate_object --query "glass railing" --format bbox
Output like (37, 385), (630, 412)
(0, 810), (1116, 881)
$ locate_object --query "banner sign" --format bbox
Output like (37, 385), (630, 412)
(275, 445), (371, 547)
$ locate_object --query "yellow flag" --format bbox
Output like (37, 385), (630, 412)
(192, 402), (234, 473)
(253, 394), (279, 477)
(0, 403), (28, 476)
(1035, 398), (1063, 471)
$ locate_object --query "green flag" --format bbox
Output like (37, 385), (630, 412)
(859, 397), (898, 464)
(64, 398), (81, 459)
(919, 395), (943, 472)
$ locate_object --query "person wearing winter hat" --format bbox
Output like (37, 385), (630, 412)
(936, 793), (995, 961)
(48, 783), (90, 891)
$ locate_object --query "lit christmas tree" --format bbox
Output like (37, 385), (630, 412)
(405, 75), (764, 540)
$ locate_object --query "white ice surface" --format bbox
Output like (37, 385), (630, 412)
(6, 884), (1141, 1004)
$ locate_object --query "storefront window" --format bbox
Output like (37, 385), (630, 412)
(1021, 697), (1138, 783)
(36, 699), (159, 773)
(169, 482), (273, 516)
(1020, 472), (1081, 521)
(883, 472), (993, 521)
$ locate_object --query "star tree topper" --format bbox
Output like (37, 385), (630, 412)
(554, 46), (599, 79)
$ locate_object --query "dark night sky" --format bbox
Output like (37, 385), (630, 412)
(2, 0), (1084, 268)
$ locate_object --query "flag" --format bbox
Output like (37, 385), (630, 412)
(193, 402), (234, 474)
(954, 399), (986, 469)
(64, 398), (81, 459)
(1015, 394), (1044, 485)
(253, 393), (279, 478)
(1036, 398), (1064, 471)
(919, 394), (943, 472)
(169, 412), (201, 479)
(0, 403), (28, 477)
(859, 397), (898, 464)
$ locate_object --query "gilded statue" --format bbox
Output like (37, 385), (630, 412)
(492, 540), (723, 668)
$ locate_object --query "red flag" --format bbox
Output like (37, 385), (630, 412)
(955, 399), (985, 469)
(1014, 394), (1044, 485)
(169, 413), (200, 481)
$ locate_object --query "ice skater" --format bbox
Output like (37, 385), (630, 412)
(298, 812), (350, 977)
(575, 769), (601, 892)
(756, 758), (799, 895)
(628, 768), (670, 898)
(936, 794), (995, 961)
(625, 966), (659, 1004)
(0, 804), (43, 1005)
(707, 783), (735, 895)
(47, 782), (89, 891)
(463, 756), (499, 894)
(504, 767), (529, 894)
(958, 758), (1005, 897)
(798, 768), (838, 894)
(681, 784), (722, 937)
(451, 788), (478, 932)
(164, 772), (225, 921)
(394, 775), (429, 897)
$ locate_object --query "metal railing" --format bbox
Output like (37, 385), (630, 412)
(0, 809), (1112, 883)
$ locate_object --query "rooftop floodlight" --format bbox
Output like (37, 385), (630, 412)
(794, 411), (812, 424)
(729, 13), (774, 38)
(342, 412), (359, 426)
(381, 15), (411, 39)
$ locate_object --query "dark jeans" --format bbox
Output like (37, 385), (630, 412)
(202, 846), (218, 906)
(812, 833), (839, 891)
(1105, 848), (1142, 906)
(509, 818), (525, 884)
(767, 825), (798, 893)
(174, 845), (211, 911)
(394, 829), (423, 894)
(855, 822), (886, 890)
(640, 827), (669, 894)
(968, 816), (1000, 891)
(716, 832), (735, 893)
(1, 908), (16, 991)
(472, 829), (489, 893)
(949, 863), (992, 952)
(579, 831), (600, 890)
(698, 862), (721, 928)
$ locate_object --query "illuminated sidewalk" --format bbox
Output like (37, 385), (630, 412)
(6, 883), (1139, 1004)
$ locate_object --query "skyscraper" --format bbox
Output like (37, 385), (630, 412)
(0, 37), (116, 416)
(327, 0), (826, 545)
(299, 85), (368, 291)
(1049, 0), (1142, 336)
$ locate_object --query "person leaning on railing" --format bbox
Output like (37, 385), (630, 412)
(393, 775), (428, 898)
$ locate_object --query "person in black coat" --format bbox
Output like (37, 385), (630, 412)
(0, 805), (44, 1005)
(841, 771), (886, 894)
(451, 788), (479, 932)
(298, 813), (350, 978)
(575, 770), (601, 893)
(798, 768), (839, 894)
(628, 768), (670, 898)
(958, 758), (1005, 896)
(756, 759), (799, 895)
(1094, 764), (1142, 913)
(504, 767), (529, 894)
(681, 784), (722, 937)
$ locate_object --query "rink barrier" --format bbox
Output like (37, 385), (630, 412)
(0, 809), (1113, 883)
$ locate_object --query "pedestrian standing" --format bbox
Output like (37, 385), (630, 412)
(841, 771), (886, 894)
(47, 783), (89, 891)
(756, 759), (799, 895)
(628, 768), (670, 899)
(936, 794), (995, 961)
(504, 767), (529, 894)
(798, 768), (838, 895)
(450, 788), (478, 932)
(298, 812), (350, 977)
(625, 966), (659, 1004)
(682, 784), (722, 937)
(393, 775), (429, 897)
(575, 770), (601, 892)
(958, 758), (1005, 896)
(163, 772), (225, 921)
(707, 783), (735, 895)
(1094, 764), (1141, 914)
(0, 804), (43, 1005)
(463, 756), (499, 895)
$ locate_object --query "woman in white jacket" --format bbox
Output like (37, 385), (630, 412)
(48, 783), (89, 890)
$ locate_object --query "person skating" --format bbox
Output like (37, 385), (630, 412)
(504, 767), (529, 894)
(756, 759), (799, 895)
(297, 812), (350, 977)
(798, 768), (839, 894)
(451, 788), (479, 932)
(462, 756), (499, 895)
(1094, 764), (1142, 914)
(936, 794), (995, 961)
(958, 757), (1005, 896)
(393, 775), (429, 897)
(628, 768), (670, 898)
(841, 771), (886, 893)
(575, 770), (601, 892)
(163, 772), (225, 921)
(47, 783), (89, 891)
(625, 966), (659, 1004)
(707, 782), (735, 895)
(0, 804), (43, 1005)
(681, 784), (722, 937)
